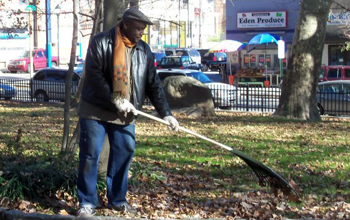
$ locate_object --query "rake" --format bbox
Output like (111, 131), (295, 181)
(136, 110), (300, 201)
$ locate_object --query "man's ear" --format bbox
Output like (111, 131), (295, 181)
(122, 21), (128, 30)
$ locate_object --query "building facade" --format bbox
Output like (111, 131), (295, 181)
(226, 0), (350, 73)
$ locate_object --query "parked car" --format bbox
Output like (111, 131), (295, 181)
(317, 80), (350, 116)
(158, 55), (201, 70)
(7, 49), (58, 73)
(0, 82), (17, 100)
(164, 48), (202, 65)
(152, 51), (166, 67)
(201, 52), (227, 71)
(319, 65), (350, 82)
(157, 69), (238, 108)
(30, 68), (82, 102)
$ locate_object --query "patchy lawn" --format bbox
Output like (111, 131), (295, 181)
(0, 101), (349, 219)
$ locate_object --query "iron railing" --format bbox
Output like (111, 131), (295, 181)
(1, 78), (349, 116)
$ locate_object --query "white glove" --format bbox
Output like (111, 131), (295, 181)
(113, 98), (138, 115)
(163, 116), (179, 131)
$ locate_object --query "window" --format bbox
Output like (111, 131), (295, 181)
(33, 71), (45, 80)
(266, 54), (271, 68)
(345, 69), (350, 78)
(327, 69), (340, 79)
(343, 84), (350, 93)
(329, 45), (349, 65)
(72, 73), (80, 83)
(324, 84), (340, 93)
(250, 54), (256, 68)
(45, 70), (65, 82)
(165, 50), (173, 56)
(258, 54), (265, 68)
(37, 51), (44, 58)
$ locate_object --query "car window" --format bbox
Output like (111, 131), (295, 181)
(33, 71), (45, 80)
(176, 50), (188, 56)
(160, 57), (170, 65)
(188, 72), (211, 83)
(72, 73), (80, 82)
(343, 84), (350, 93)
(189, 49), (200, 56)
(45, 70), (65, 82)
(165, 51), (173, 56)
(327, 69), (340, 79)
(181, 56), (190, 63)
(37, 51), (44, 58)
(344, 69), (350, 78)
(324, 84), (340, 93)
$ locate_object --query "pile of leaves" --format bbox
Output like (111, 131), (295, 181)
(0, 101), (349, 219)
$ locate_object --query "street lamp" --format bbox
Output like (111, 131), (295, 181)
(55, 4), (61, 67)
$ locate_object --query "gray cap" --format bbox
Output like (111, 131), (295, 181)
(122, 8), (153, 25)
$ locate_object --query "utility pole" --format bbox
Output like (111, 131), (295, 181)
(45, 0), (52, 67)
(198, 0), (202, 48)
(178, 0), (180, 48)
(187, 0), (190, 47)
(33, 0), (38, 48)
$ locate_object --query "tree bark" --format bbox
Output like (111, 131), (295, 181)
(65, 0), (104, 158)
(274, 0), (332, 121)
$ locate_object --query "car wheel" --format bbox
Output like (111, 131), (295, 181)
(51, 62), (57, 67)
(317, 103), (324, 115)
(35, 91), (49, 102)
(10, 71), (17, 73)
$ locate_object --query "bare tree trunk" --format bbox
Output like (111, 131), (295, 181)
(274, 0), (332, 121)
(65, 0), (104, 157)
(61, 0), (79, 153)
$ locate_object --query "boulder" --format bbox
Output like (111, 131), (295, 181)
(162, 76), (215, 116)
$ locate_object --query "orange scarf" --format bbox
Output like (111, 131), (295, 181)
(112, 24), (136, 100)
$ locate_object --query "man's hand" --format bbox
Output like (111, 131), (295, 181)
(113, 99), (138, 115)
(163, 116), (179, 131)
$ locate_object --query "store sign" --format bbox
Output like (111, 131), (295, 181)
(327, 12), (350, 25)
(237, 11), (287, 29)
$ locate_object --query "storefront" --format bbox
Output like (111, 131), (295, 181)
(226, 0), (350, 86)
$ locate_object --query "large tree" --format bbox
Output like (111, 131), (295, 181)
(274, 0), (333, 121)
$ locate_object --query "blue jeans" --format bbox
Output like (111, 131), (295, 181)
(77, 118), (135, 208)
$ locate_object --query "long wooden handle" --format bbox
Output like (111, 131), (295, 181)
(135, 110), (234, 152)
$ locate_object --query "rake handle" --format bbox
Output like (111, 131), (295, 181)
(135, 110), (234, 152)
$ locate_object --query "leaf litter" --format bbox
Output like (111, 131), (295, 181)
(0, 101), (350, 219)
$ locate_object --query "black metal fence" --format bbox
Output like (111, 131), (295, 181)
(1, 78), (349, 116)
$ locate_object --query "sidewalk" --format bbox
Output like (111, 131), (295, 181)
(0, 207), (313, 220)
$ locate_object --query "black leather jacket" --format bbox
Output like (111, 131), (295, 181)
(81, 27), (172, 118)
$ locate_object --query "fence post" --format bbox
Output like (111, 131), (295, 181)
(246, 84), (249, 112)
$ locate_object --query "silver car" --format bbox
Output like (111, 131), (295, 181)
(317, 80), (350, 116)
(30, 68), (82, 102)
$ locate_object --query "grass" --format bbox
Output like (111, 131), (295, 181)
(0, 101), (349, 219)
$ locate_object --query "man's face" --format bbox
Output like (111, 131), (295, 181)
(123, 19), (147, 44)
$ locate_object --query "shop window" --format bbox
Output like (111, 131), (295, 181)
(329, 45), (348, 65)
(273, 54), (286, 68)
(258, 54), (265, 67)
(266, 54), (271, 68)
(243, 54), (249, 68)
(250, 54), (256, 68)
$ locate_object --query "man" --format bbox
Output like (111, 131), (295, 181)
(76, 8), (179, 217)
